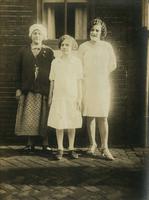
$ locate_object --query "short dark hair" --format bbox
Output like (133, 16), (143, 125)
(89, 18), (107, 39)
(58, 35), (78, 50)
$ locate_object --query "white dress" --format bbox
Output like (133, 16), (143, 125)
(78, 40), (116, 117)
(47, 55), (83, 129)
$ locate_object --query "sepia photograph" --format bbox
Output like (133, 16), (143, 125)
(0, 0), (149, 199)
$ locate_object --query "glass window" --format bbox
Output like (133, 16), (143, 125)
(41, 0), (87, 39)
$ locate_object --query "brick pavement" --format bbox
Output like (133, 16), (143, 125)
(0, 145), (148, 200)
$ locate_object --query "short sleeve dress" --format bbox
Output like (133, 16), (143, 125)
(78, 40), (116, 117)
(47, 55), (83, 129)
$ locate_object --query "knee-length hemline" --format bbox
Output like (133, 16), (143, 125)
(78, 40), (116, 117)
(47, 56), (83, 130)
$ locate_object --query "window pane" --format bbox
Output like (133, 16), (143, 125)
(67, 4), (75, 37)
(42, 2), (87, 39)
(55, 4), (64, 38)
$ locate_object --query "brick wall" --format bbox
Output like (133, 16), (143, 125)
(88, 1), (143, 146)
(0, 0), (37, 138)
(0, 0), (144, 146)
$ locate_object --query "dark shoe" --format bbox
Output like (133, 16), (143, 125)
(69, 150), (79, 159)
(22, 145), (35, 152)
(56, 150), (63, 160)
(42, 145), (51, 152)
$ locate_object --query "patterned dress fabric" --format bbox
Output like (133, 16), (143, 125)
(15, 92), (48, 136)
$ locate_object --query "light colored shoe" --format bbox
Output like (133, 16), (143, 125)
(100, 148), (115, 161)
(42, 145), (51, 152)
(87, 144), (97, 155)
(69, 150), (79, 159)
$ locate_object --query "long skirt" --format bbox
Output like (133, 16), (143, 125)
(15, 92), (48, 136)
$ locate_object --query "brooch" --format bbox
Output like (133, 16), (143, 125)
(42, 50), (46, 57)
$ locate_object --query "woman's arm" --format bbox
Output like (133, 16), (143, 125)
(15, 48), (23, 99)
(16, 89), (22, 100)
(77, 79), (82, 110)
(108, 43), (117, 72)
(48, 80), (54, 107)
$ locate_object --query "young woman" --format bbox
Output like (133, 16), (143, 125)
(15, 24), (54, 152)
(79, 18), (117, 160)
(47, 35), (83, 160)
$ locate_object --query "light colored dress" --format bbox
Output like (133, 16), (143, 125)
(79, 40), (116, 117)
(47, 55), (83, 129)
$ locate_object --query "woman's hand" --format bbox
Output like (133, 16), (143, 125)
(48, 98), (52, 108)
(48, 81), (54, 108)
(16, 89), (22, 100)
(77, 100), (82, 111)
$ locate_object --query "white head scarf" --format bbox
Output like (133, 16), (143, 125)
(29, 24), (47, 40)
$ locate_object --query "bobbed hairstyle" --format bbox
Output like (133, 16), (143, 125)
(58, 35), (78, 50)
(89, 18), (107, 39)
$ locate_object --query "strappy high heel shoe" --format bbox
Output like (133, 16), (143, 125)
(87, 144), (97, 155)
(100, 148), (115, 161)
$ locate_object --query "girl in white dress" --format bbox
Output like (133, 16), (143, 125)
(47, 35), (83, 160)
(79, 18), (116, 160)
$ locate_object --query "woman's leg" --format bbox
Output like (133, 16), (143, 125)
(42, 134), (49, 146)
(22, 136), (35, 152)
(87, 117), (97, 152)
(97, 117), (114, 160)
(55, 129), (64, 160)
(27, 136), (34, 146)
(97, 117), (108, 149)
(67, 129), (78, 159)
(67, 129), (76, 150)
(42, 134), (51, 151)
(56, 129), (64, 150)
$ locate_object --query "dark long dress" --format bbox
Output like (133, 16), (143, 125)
(15, 45), (54, 136)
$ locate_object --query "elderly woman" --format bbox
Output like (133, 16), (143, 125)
(79, 18), (116, 160)
(15, 24), (54, 152)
